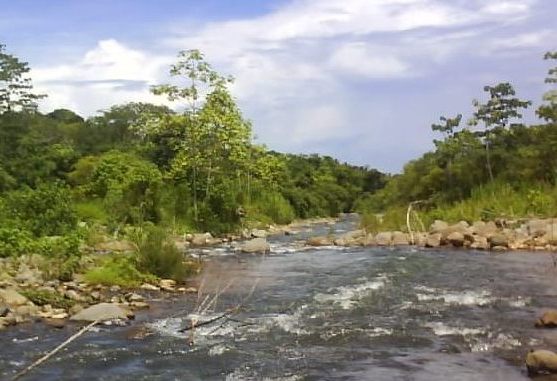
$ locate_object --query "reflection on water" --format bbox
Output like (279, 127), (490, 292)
(3, 217), (557, 380)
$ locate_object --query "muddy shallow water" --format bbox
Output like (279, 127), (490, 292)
(3, 219), (557, 380)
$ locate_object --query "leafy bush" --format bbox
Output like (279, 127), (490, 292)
(84, 254), (153, 287)
(36, 234), (82, 281)
(0, 228), (35, 257)
(3, 182), (77, 236)
(134, 226), (194, 281)
(20, 289), (75, 309)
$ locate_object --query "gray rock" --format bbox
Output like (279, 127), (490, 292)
(190, 233), (213, 247)
(447, 232), (465, 247)
(70, 303), (134, 322)
(0, 288), (28, 307)
(15, 265), (42, 285)
(240, 238), (270, 254)
(126, 293), (144, 302)
(0, 305), (9, 317)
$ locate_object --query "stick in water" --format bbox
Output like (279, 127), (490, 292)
(12, 319), (100, 381)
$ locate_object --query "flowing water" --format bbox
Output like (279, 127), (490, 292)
(3, 217), (557, 380)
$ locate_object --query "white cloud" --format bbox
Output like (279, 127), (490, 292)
(33, 39), (172, 115)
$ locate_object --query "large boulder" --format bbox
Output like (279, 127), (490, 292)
(470, 221), (498, 237)
(0, 288), (28, 307)
(447, 232), (465, 247)
(430, 220), (449, 233)
(306, 236), (334, 247)
(535, 310), (557, 328)
(334, 230), (365, 246)
(425, 233), (442, 248)
(470, 235), (489, 250)
(526, 349), (557, 376)
(489, 234), (509, 248)
(70, 303), (134, 322)
(392, 231), (409, 246)
(190, 233), (213, 247)
(375, 232), (393, 246)
(240, 238), (270, 254)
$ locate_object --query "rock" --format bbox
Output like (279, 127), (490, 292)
(141, 283), (160, 291)
(70, 303), (134, 322)
(447, 232), (465, 247)
(184, 287), (197, 293)
(250, 229), (267, 238)
(15, 265), (42, 285)
(334, 230), (366, 246)
(492, 245), (508, 252)
(425, 233), (442, 248)
(306, 236), (334, 246)
(110, 285), (121, 293)
(363, 233), (376, 246)
(471, 221), (499, 237)
(375, 232), (393, 246)
(130, 301), (149, 309)
(536, 310), (557, 328)
(90, 291), (101, 301)
(470, 235), (489, 250)
(190, 233), (213, 247)
(0, 288), (28, 307)
(65, 290), (84, 302)
(159, 279), (176, 289)
(15, 304), (39, 317)
(392, 231), (409, 246)
(50, 312), (69, 319)
(240, 238), (271, 254)
(126, 293), (144, 302)
(0, 304), (9, 317)
(489, 234), (508, 248)
(526, 219), (551, 237)
(430, 220), (449, 233)
(526, 349), (557, 376)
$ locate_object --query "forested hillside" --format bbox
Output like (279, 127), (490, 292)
(0, 45), (384, 251)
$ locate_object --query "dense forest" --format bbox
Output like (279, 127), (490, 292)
(0, 44), (384, 281)
(356, 51), (557, 231)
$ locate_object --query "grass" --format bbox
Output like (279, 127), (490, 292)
(20, 289), (75, 309)
(84, 254), (155, 287)
(361, 181), (557, 232)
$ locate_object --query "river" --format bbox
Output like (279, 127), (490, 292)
(2, 216), (557, 380)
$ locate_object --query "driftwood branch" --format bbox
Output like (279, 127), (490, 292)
(13, 319), (99, 381)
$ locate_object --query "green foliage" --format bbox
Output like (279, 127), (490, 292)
(20, 289), (75, 309)
(0, 43), (46, 113)
(2, 182), (77, 236)
(84, 254), (153, 287)
(0, 228), (35, 257)
(133, 226), (195, 281)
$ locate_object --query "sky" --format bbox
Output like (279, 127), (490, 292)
(1, 0), (555, 173)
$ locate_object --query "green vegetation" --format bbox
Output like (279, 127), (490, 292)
(20, 289), (75, 309)
(0, 44), (381, 284)
(358, 51), (557, 230)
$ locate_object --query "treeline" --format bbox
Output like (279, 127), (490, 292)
(0, 46), (385, 243)
(357, 51), (557, 229)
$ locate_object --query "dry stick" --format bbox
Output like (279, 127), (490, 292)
(13, 319), (99, 381)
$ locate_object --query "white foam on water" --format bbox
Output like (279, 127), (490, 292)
(470, 332), (522, 352)
(416, 289), (493, 306)
(260, 305), (310, 335)
(314, 276), (387, 310)
(425, 322), (485, 337)
(367, 327), (394, 337)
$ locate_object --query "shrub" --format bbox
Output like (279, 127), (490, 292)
(134, 226), (194, 281)
(0, 228), (35, 257)
(84, 254), (153, 287)
(20, 289), (75, 309)
(3, 182), (77, 236)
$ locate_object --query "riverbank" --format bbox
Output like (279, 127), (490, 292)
(306, 217), (557, 252)
(0, 217), (338, 332)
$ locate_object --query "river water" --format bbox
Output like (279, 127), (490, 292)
(3, 217), (557, 380)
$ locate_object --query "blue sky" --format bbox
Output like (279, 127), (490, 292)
(1, 0), (555, 172)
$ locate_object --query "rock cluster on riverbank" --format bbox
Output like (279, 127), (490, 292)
(306, 218), (557, 252)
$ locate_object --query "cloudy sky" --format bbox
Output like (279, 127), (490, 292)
(1, 0), (555, 172)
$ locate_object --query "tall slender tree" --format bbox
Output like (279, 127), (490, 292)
(0, 44), (45, 113)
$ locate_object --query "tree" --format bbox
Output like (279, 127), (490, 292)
(0, 44), (45, 113)
(537, 51), (557, 123)
(469, 82), (531, 182)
